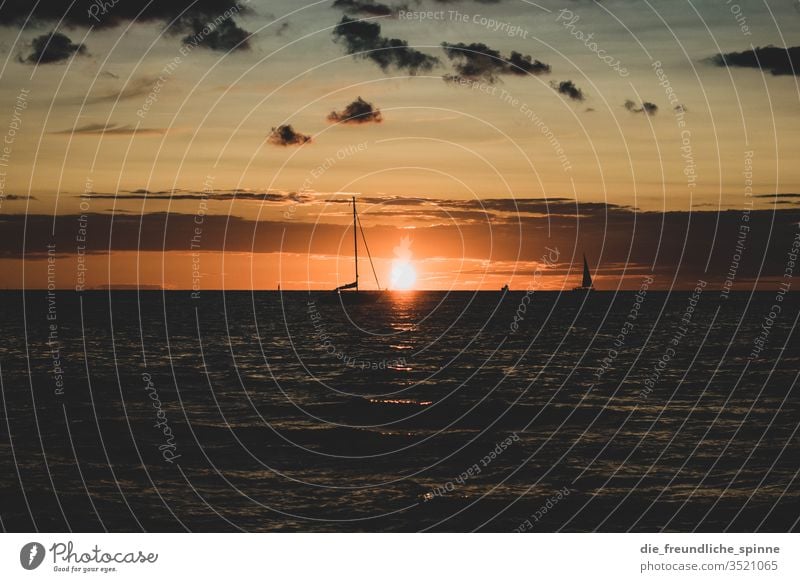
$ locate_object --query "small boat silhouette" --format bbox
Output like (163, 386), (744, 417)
(572, 253), (595, 292)
(333, 196), (382, 303)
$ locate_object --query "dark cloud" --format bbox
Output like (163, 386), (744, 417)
(180, 17), (250, 52)
(268, 125), (312, 146)
(709, 45), (800, 76)
(5, 202), (800, 290)
(507, 51), (549, 75)
(0, 194), (37, 201)
(441, 42), (549, 83)
(624, 99), (658, 115)
(333, 0), (394, 16)
(551, 80), (585, 101)
(327, 196), (632, 221)
(641, 102), (658, 115)
(50, 123), (167, 136)
(753, 193), (800, 200)
(21, 31), (87, 64)
(327, 97), (383, 124)
(82, 190), (307, 202)
(0, 0), (252, 29)
(1, 1), (253, 53)
(332, 15), (439, 74)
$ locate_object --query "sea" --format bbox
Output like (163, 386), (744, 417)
(0, 289), (797, 532)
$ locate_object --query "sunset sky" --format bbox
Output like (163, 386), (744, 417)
(0, 0), (798, 290)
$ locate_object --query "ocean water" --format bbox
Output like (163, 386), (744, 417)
(0, 290), (797, 532)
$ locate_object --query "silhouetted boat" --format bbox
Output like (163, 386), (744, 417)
(333, 196), (382, 303)
(501, 283), (509, 293)
(572, 254), (595, 292)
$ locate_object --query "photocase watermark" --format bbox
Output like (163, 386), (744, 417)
(592, 274), (654, 383)
(446, 75), (500, 96)
(399, 9), (529, 39)
(510, 246), (560, 333)
(422, 433), (520, 501)
(190, 174), (213, 300)
(136, 1), (251, 119)
(516, 99), (572, 172)
(306, 299), (407, 370)
(652, 61), (696, 191)
(724, 0), (752, 36)
(142, 372), (181, 464)
(721, 150), (754, 298)
(448, 79), (572, 171)
(747, 226), (798, 361)
(555, 9), (629, 77)
(75, 177), (93, 292)
(284, 141), (369, 220)
(87, 0), (122, 23)
(0, 87), (30, 211)
(45, 244), (65, 396)
(639, 280), (707, 400)
(513, 486), (571, 531)
(47, 541), (158, 574)
(20, 542), (46, 570)
(22, 540), (159, 573)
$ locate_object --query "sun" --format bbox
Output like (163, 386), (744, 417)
(390, 260), (417, 290)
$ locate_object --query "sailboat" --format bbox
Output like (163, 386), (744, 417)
(572, 253), (595, 292)
(333, 196), (382, 300)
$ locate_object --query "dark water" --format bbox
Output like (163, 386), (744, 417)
(0, 290), (798, 532)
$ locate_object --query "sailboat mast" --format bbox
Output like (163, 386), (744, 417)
(353, 196), (359, 291)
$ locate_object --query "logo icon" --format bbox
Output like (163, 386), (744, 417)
(20, 542), (45, 570)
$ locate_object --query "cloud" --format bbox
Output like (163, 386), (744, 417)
(5, 202), (800, 290)
(753, 193), (800, 200)
(551, 80), (585, 101)
(624, 99), (658, 115)
(83, 190), (309, 202)
(332, 15), (439, 74)
(709, 45), (800, 76)
(21, 31), (87, 64)
(50, 123), (167, 136)
(441, 42), (550, 83)
(81, 75), (160, 105)
(0, 194), (37, 201)
(268, 125), (312, 146)
(333, 0), (394, 16)
(1, 1), (253, 53)
(327, 97), (383, 124)
(180, 17), (250, 52)
(0, 1), (252, 29)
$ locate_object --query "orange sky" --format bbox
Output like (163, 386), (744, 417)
(1, 1), (799, 290)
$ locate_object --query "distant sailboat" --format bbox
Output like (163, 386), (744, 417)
(333, 196), (382, 299)
(572, 254), (595, 292)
